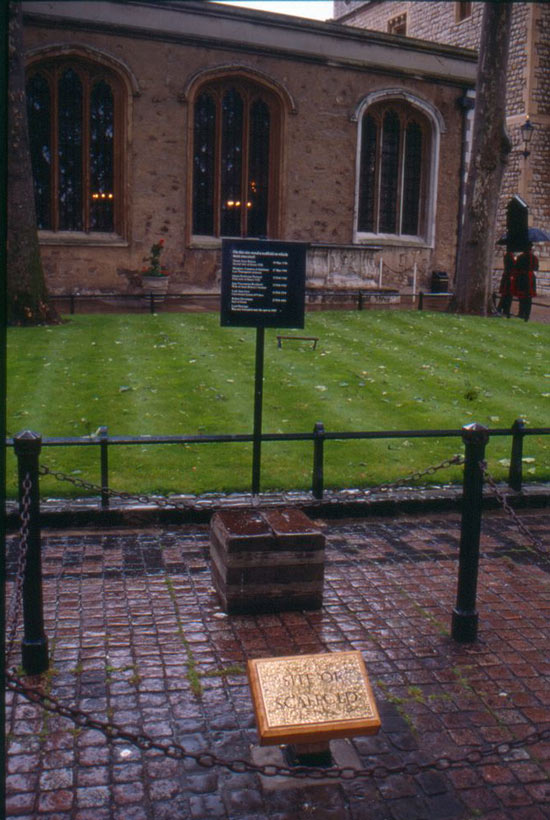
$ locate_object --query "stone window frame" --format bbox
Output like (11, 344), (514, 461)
(25, 45), (138, 247)
(455, 2), (473, 24)
(387, 13), (407, 36)
(352, 89), (445, 248)
(182, 66), (295, 248)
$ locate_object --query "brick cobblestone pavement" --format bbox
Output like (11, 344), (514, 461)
(5, 508), (550, 819)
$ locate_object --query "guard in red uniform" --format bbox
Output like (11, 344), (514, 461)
(514, 243), (538, 322)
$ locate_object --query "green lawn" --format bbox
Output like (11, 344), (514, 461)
(6, 310), (550, 497)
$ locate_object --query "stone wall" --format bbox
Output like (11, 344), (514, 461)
(23, 5), (472, 296)
(507, 4), (529, 117)
(535, 5), (550, 116)
(335, 1), (550, 282)
(530, 4), (550, 284)
(335, 1), (483, 46)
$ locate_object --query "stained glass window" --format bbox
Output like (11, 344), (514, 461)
(402, 121), (422, 235)
(358, 102), (428, 237)
(90, 80), (114, 232)
(26, 59), (121, 234)
(58, 69), (83, 231)
(247, 99), (270, 239)
(26, 72), (52, 230)
(221, 88), (244, 237)
(193, 93), (216, 236)
(192, 77), (278, 238)
(358, 115), (377, 232)
(379, 110), (400, 233)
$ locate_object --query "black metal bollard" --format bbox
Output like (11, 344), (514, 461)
(508, 418), (525, 492)
(13, 431), (49, 674)
(452, 423), (489, 643)
(98, 426), (110, 509)
(418, 291), (424, 311)
(312, 421), (325, 500)
(149, 292), (155, 314)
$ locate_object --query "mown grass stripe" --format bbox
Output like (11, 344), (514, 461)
(7, 310), (549, 495)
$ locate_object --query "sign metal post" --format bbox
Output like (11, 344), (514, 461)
(221, 239), (307, 494)
(252, 326), (265, 494)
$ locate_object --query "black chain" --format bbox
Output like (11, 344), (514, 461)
(8, 458), (550, 781)
(6, 474), (32, 662)
(480, 461), (547, 553)
(39, 454), (465, 511)
(6, 669), (550, 781)
(354, 454), (464, 497)
(39, 465), (189, 511)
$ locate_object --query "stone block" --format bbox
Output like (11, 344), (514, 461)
(209, 508), (325, 614)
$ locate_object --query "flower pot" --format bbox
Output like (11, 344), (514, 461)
(142, 276), (169, 303)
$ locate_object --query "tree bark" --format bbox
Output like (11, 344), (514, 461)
(451, 2), (512, 316)
(7, 0), (59, 325)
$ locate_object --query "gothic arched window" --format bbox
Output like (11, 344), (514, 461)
(192, 77), (281, 239)
(26, 57), (124, 235)
(358, 101), (430, 239)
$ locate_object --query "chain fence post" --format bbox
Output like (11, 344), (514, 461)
(452, 422), (489, 644)
(508, 418), (525, 492)
(13, 430), (49, 674)
(98, 425), (110, 509)
(312, 421), (325, 499)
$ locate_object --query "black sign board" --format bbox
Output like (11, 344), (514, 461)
(221, 239), (307, 328)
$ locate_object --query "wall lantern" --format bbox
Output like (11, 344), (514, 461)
(520, 116), (534, 158)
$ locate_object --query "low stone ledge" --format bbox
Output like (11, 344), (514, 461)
(4, 483), (548, 530)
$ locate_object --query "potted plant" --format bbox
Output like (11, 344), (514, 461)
(141, 238), (169, 299)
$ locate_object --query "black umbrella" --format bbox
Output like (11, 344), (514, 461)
(497, 226), (550, 245)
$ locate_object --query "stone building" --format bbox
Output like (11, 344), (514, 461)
(21, 0), (477, 297)
(334, 1), (550, 290)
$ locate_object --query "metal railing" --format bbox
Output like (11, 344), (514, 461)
(7, 418), (548, 508)
(52, 291), (221, 315)
(8, 422), (548, 683)
(51, 287), (424, 315)
(6, 420), (549, 791)
(50, 288), (550, 318)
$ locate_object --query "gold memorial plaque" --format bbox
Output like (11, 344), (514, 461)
(248, 651), (381, 746)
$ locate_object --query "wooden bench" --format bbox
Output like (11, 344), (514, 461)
(277, 335), (319, 349)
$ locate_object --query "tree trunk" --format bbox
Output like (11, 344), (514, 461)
(451, 2), (512, 316)
(7, 0), (59, 325)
